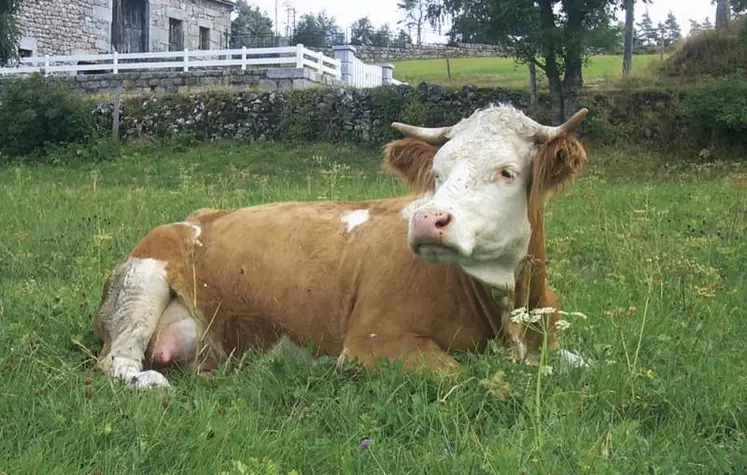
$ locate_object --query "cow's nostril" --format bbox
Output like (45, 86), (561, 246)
(434, 213), (452, 229)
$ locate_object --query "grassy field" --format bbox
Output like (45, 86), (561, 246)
(1, 138), (746, 474)
(391, 54), (663, 88)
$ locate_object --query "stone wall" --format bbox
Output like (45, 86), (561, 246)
(149, 0), (233, 52)
(59, 68), (339, 95)
(90, 82), (536, 144)
(16, 0), (233, 56)
(324, 43), (509, 63)
(17, 0), (111, 55)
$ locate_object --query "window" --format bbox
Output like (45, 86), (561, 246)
(169, 18), (184, 51)
(199, 27), (210, 50)
(19, 49), (33, 58)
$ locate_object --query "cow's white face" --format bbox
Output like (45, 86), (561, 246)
(393, 104), (588, 289)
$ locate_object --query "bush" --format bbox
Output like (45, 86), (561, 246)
(0, 73), (98, 160)
(679, 75), (747, 147)
(659, 16), (747, 80)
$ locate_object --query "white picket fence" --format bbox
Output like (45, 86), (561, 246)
(0, 44), (340, 78)
(0, 43), (405, 88)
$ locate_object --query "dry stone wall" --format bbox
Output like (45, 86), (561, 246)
(324, 43), (509, 63)
(66, 68), (340, 95)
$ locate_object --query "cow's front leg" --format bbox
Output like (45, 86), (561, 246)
(94, 258), (172, 389)
(338, 331), (461, 377)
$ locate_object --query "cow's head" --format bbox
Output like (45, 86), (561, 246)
(384, 104), (588, 289)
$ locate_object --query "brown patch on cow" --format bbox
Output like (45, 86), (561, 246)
(382, 138), (440, 193)
(515, 133), (588, 350)
(528, 133), (587, 211)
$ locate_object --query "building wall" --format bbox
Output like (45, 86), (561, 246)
(16, 0), (233, 56)
(148, 0), (233, 52)
(17, 0), (111, 56)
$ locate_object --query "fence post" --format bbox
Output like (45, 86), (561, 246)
(113, 50), (119, 74)
(241, 46), (247, 70)
(183, 48), (189, 72)
(43, 54), (50, 76)
(332, 44), (356, 86)
(295, 43), (304, 69)
(317, 51), (323, 75)
(112, 88), (121, 140)
(381, 63), (394, 85)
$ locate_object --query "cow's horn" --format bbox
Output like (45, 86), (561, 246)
(391, 122), (451, 145)
(533, 108), (589, 143)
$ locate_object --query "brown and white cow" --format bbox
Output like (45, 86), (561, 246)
(93, 103), (589, 388)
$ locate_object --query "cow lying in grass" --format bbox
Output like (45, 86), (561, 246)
(93, 103), (589, 388)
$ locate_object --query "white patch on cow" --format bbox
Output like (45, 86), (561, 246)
(98, 258), (172, 388)
(177, 221), (203, 246)
(369, 333), (378, 338)
(557, 349), (589, 372)
(403, 105), (541, 288)
(128, 370), (170, 388)
(341, 209), (369, 233)
(401, 195), (433, 220)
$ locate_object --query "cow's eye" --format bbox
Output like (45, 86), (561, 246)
(494, 168), (517, 181)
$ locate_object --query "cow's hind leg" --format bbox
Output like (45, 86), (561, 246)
(94, 257), (172, 388)
(338, 332), (462, 377)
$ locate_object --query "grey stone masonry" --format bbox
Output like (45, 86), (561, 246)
(324, 43), (509, 63)
(64, 68), (340, 95)
(17, 0), (111, 55)
(16, 0), (234, 56)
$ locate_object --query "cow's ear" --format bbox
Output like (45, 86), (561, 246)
(530, 133), (587, 199)
(382, 138), (439, 193)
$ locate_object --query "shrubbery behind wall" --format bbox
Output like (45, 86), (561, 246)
(2, 73), (746, 162)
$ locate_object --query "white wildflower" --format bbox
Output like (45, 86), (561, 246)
(540, 365), (554, 376)
(555, 319), (571, 331)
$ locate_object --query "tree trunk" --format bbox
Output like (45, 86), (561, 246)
(622, 0), (635, 75)
(529, 62), (538, 110)
(538, 0), (564, 124)
(716, 0), (730, 29)
(561, 0), (586, 120)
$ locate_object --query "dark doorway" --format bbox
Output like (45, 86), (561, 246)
(112, 0), (148, 53)
(169, 18), (184, 51)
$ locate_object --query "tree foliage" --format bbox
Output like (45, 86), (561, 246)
(230, 1), (274, 48)
(397, 0), (435, 45)
(350, 17), (375, 46)
(290, 11), (343, 48)
(0, 0), (21, 66)
(663, 11), (682, 46)
(426, 0), (626, 122)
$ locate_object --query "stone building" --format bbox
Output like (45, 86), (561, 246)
(17, 0), (234, 57)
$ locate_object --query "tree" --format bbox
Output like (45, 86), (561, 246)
(689, 19), (702, 35)
(394, 28), (413, 46)
(230, 2), (274, 48)
(715, 0), (731, 28)
(426, 0), (626, 124)
(622, 0), (652, 75)
(636, 11), (658, 46)
(663, 10), (682, 45)
(398, 0), (432, 45)
(291, 11), (343, 49)
(0, 0), (21, 66)
(372, 24), (393, 47)
(350, 16), (375, 46)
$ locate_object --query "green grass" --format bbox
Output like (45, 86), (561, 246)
(392, 54), (663, 89)
(1, 138), (747, 474)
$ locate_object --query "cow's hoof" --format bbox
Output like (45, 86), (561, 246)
(558, 349), (588, 371)
(127, 370), (170, 389)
